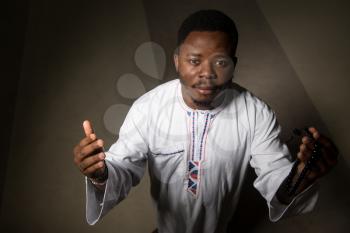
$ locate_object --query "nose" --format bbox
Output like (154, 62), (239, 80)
(199, 60), (217, 79)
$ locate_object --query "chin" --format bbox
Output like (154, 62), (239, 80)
(191, 95), (215, 107)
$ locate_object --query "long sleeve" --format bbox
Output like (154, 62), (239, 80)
(85, 101), (149, 225)
(248, 97), (319, 222)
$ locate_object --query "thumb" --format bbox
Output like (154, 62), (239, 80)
(83, 120), (94, 137)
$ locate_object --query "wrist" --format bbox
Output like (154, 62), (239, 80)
(89, 164), (108, 185)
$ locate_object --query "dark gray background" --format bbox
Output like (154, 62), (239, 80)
(1, 0), (349, 232)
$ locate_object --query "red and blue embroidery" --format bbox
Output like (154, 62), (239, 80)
(187, 111), (211, 197)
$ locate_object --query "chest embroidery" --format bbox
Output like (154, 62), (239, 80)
(187, 111), (213, 197)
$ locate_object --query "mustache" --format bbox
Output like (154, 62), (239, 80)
(194, 82), (225, 90)
(194, 81), (216, 89)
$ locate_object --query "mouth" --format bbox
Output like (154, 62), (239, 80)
(195, 86), (217, 95)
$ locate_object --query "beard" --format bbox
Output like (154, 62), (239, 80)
(191, 82), (231, 109)
(178, 74), (233, 110)
(192, 97), (213, 108)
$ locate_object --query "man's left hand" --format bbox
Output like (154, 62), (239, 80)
(297, 127), (338, 183)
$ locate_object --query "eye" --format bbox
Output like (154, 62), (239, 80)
(215, 59), (228, 67)
(188, 58), (200, 66)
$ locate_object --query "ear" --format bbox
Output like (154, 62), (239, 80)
(174, 53), (179, 72)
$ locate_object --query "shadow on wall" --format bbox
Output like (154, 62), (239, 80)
(1, 0), (350, 232)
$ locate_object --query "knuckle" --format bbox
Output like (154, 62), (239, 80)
(95, 140), (103, 147)
(96, 162), (104, 169)
(92, 141), (99, 149)
(84, 167), (92, 175)
(94, 154), (101, 162)
(298, 152), (309, 161)
(297, 152), (303, 159)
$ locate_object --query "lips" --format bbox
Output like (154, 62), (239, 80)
(196, 86), (216, 95)
(198, 86), (215, 90)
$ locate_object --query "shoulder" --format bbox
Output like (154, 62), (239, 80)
(226, 82), (273, 113)
(120, 79), (179, 135)
(131, 79), (179, 113)
(224, 83), (277, 134)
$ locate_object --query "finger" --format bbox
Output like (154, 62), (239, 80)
(309, 157), (329, 178)
(84, 161), (106, 177)
(307, 127), (338, 159)
(79, 134), (97, 147)
(308, 127), (320, 140)
(73, 134), (97, 165)
(79, 139), (104, 160)
(308, 127), (332, 147)
(73, 134), (96, 156)
(83, 120), (94, 137)
(297, 152), (309, 164)
(298, 144), (312, 162)
(308, 131), (339, 163)
(80, 152), (105, 172)
(301, 136), (314, 150)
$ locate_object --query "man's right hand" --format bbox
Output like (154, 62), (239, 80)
(73, 120), (107, 181)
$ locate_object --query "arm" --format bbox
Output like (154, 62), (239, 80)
(73, 102), (149, 225)
(86, 102), (149, 225)
(248, 100), (321, 221)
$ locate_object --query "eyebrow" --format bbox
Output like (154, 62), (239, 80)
(185, 53), (230, 58)
(186, 53), (202, 57)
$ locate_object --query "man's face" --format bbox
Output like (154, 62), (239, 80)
(174, 31), (236, 110)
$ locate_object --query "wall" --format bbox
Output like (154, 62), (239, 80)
(0, 0), (29, 211)
(1, 0), (349, 232)
(1, 1), (157, 232)
(257, 0), (350, 167)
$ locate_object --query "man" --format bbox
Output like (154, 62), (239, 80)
(73, 10), (338, 233)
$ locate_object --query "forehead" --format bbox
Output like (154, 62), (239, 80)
(180, 31), (231, 56)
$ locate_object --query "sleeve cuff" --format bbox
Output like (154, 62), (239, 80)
(85, 161), (114, 225)
(268, 181), (319, 222)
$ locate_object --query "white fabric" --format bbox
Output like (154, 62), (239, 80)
(85, 79), (319, 233)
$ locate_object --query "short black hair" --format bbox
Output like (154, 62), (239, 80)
(177, 9), (239, 56)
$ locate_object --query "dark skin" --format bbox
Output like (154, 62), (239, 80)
(174, 31), (338, 203)
(276, 127), (338, 203)
(73, 30), (338, 201)
(73, 120), (106, 190)
(174, 31), (236, 110)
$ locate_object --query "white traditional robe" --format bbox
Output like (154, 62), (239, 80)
(86, 79), (318, 233)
